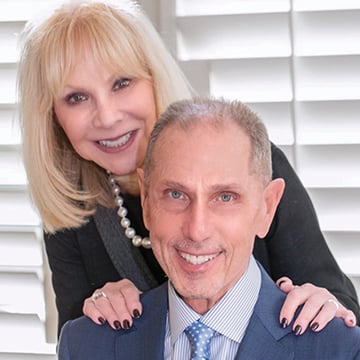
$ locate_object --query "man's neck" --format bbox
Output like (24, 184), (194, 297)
(168, 255), (262, 345)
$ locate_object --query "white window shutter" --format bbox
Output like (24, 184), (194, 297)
(161, 0), (360, 297)
(0, 1), (56, 358)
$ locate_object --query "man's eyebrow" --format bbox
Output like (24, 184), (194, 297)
(209, 183), (242, 192)
(160, 180), (242, 192)
(160, 180), (187, 190)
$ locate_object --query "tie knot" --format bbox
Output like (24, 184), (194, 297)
(184, 320), (215, 360)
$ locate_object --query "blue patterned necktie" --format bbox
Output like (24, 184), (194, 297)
(184, 320), (215, 360)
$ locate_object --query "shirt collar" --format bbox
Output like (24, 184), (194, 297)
(168, 255), (261, 345)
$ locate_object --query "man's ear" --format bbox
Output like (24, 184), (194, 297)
(137, 168), (150, 229)
(256, 178), (285, 239)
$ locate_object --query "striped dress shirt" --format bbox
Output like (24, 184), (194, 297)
(164, 255), (261, 359)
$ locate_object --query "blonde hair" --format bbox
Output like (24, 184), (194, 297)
(18, 0), (193, 233)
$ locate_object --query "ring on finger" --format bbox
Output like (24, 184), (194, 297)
(91, 290), (108, 304)
(326, 298), (340, 310)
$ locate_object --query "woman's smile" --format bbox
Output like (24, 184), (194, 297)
(54, 59), (157, 176)
(96, 130), (136, 151)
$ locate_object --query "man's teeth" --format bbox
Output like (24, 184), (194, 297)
(98, 132), (132, 148)
(180, 252), (217, 265)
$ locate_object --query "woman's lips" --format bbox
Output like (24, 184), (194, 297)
(97, 130), (134, 148)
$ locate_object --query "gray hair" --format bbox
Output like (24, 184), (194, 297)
(143, 97), (272, 186)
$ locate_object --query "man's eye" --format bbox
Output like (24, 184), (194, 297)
(219, 194), (233, 202)
(113, 78), (131, 90)
(169, 190), (182, 200)
(66, 93), (88, 104)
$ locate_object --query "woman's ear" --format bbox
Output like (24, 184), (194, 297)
(256, 178), (285, 239)
(136, 168), (150, 229)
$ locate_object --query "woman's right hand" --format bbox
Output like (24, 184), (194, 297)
(83, 279), (143, 330)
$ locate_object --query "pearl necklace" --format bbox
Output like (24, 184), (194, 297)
(108, 172), (151, 249)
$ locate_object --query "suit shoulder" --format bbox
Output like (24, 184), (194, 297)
(62, 315), (106, 333)
(292, 319), (360, 358)
(59, 316), (119, 359)
(323, 318), (360, 341)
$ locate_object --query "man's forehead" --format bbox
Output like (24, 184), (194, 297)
(155, 119), (245, 148)
(150, 125), (252, 183)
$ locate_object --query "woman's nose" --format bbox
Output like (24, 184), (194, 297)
(93, 97), (123, 128)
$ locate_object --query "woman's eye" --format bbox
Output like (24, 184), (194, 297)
(219, 193), (233, 202)
(65, 93), (88, 104)
(113, 78), (131, 91)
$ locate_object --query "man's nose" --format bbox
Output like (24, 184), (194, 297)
(184, 200), (212, 243)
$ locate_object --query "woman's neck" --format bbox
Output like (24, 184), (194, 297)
(114, 172), (140, 196)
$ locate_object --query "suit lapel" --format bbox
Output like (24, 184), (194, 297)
(234, 315), (294, 360)
(234, 266), (295, 360)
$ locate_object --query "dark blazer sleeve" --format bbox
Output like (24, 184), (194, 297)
(253, 143), (360, 322)
(44, 216), (121, 334)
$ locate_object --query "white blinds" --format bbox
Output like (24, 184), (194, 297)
(0, 1), (56, 358)
(0, 1), (359, 356)
(161, 0), (360, 292)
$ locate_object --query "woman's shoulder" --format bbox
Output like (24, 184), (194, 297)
(44, 208), (107, 243)
(270, 142), (287, 162)
(269, 142), (297, 180)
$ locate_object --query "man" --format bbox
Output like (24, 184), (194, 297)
(59, 98), (360, 359)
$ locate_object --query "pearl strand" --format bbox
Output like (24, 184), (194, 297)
(108, 172), (151, 249)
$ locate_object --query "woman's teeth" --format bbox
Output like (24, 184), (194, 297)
(98, 132), (132, 148)
(180, 252), (217, 265)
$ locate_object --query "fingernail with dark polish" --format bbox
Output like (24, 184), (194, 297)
(311, 322), (319, 332)
(123, 320), (130, 330)
(133, 309), (140, 318)
(294, 325), (302, 336)
(113, 320), (121, 330)
(281, 317), (288, 328)
(98, 317), (106, 325)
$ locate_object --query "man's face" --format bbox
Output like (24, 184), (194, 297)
(140, 121), (281, 314)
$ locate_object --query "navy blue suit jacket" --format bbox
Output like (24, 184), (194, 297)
(59, 267), (360, 359)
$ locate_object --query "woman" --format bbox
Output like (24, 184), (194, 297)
(18, 0), (358, 336)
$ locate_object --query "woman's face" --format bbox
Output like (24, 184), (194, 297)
(53, 57), (157, 176)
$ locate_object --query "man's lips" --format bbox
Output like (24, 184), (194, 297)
(97, 130), (134, 148)
(179, 251), (221, 265)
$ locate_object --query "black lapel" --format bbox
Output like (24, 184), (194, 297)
(94, 206), (158, 291)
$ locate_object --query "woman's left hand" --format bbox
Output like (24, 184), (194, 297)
(277, 276), (356, 335)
